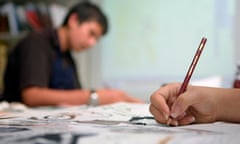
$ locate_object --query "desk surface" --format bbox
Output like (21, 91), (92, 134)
(0, 102), (239, 144)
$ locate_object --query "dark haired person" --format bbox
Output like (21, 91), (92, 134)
(2, 2), (142, 106)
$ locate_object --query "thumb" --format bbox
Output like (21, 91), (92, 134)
(170, 93), (192, 119)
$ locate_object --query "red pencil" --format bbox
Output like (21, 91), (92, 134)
(166, 37), (207, 126)
(178, 37), (207, 96)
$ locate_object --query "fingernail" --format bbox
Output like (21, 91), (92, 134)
(163, 113), (169, 121)
(170, 105), (180, 118)
(172, 120), (178, 126)
(170, 112), (177, 119)
(190, 116), (196, 123)
(166, 118), (171, 125)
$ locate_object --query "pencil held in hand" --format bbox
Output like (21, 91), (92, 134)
(166, 37), (207, 126)
(178, 37), (207, 96)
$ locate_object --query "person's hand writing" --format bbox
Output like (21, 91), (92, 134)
(149, 83), (218, 126)
(97, 89), (143, 105)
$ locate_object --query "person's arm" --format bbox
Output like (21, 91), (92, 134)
(22, 86), (142, 107)
(22, 87), (90, 106)
(214, 88), (240, 123)
(149, 83), (240, 126)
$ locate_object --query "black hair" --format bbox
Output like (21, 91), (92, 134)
(62, 2), (108, 35)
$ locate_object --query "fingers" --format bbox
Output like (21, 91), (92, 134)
(150, 84), (215, 126)
(149, 104), (168, 123)
(166, 118), (179, 126)
(149, 84), (200, 126)
(170, 92), (194, 119)
(149, 84), (181, 125)
(167, 114), (196, 126)
(169, 88), (203, 125)
(150, 92), (170, 120)
(98, 89), (143, 104)
(166, 112), (186, 126)
(178, 115), (196, 125)
(127, 96), (144, 103)
(118, 91), (144, 103)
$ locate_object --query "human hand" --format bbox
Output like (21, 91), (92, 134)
(149, 83), (218, 126)
(97, 89), (143, 105)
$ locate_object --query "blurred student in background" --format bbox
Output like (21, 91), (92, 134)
(2, 2), (142, 107)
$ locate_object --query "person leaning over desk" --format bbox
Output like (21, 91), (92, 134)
(2, 2), (142, 107)
(149, 83), (240, 126)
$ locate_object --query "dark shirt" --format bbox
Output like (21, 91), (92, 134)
(3, 29), (81, 102)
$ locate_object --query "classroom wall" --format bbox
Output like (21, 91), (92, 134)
(75, 0), (237, 102)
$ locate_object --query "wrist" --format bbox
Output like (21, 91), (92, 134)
(88, 89), (99, 106)
(214, 88), (231, 122)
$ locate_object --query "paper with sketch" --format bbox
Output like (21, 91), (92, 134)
(0, 102), (240, 144)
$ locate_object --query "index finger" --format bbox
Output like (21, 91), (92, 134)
(150, 84), (181, 117)
(150, 91), (169, 119)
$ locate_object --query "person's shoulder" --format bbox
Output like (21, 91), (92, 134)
(13, 29), (56, 56)
(23, 29), (54, 42)
(17, 29), (55, 49)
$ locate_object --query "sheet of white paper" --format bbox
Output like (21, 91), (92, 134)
(1, 102), (240, 144)
(191, 75), (222, 87)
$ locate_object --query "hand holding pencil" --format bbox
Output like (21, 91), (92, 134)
(150, 37), (240, 125)
(150, 38), (212, 126)
(149, 83), (220, 126)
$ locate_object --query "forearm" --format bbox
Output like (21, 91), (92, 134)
(215, 88), (240, 123)
(22, 87), (90, 107)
